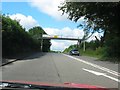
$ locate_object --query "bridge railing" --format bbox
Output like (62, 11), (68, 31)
(42, 34), (81, 39)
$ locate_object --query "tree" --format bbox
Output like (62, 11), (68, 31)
(63, 44), (78, 53)
(2, 15), (41, 57)
(59, 2), (120, 60)
(29, 26), (45, 38)
(28, 26), (51, 52)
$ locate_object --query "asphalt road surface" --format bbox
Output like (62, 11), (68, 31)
(0, 52), (119, 88)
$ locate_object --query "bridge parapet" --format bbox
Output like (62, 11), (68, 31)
(42, 35), (81, 41)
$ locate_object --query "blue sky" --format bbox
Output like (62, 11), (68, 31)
(2, 1), (100, 51)
(2, 2), (78, 29)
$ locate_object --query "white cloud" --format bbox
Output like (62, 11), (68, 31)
(44, 27), (84, 51)
(8, 13), (102, 51)
(51, 40), (77, 51)
(44, 27), (103, 51)
(44, 27), (84, 38)
(9, 13), (39, 30)
(29, 0), (67, 20)
(86, 32), (102, 42)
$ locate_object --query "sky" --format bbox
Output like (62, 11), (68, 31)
(2, 0), (102, 51)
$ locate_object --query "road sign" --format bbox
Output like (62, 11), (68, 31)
(54, 35), (58, 38)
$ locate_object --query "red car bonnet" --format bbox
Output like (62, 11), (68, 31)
(1, 80), (109, 90)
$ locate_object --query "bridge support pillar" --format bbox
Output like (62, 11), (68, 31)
(41, 39), (43, 52)
(77, 40), (81, 49)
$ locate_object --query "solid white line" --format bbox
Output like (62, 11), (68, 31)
(83, 68), (120, 82)
(63, 54), (120, 77)
(103, 74), (120, 82)
(83, 68), (106, 76)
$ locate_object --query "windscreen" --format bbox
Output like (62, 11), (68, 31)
(1, 1), (120, 90)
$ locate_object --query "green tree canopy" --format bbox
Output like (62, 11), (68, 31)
(2, 15), (41, 57)
(28, 26), (51, 52)
(29, 26), (46, 39)
(59, 2), (120, 60)
(59, 2), (119, 38)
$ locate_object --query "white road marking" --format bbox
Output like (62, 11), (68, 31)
(83, 68), (106, 76)
(63, 54), (120, 77)
(83, 68), (120, 82)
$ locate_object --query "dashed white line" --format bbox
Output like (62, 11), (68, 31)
(83, 68), (120, 82)
(63, 54), (120, 77)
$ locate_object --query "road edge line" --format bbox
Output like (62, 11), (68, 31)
(63, 54), (120, 77)
(0, 59), (17, 67)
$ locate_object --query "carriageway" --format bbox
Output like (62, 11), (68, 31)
(38, 35), (82, 51)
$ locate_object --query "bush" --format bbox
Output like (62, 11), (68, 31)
(2, 15), (41, 57)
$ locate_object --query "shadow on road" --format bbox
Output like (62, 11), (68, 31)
(2, 52), (47, 66)
(21, 52), (47, 60)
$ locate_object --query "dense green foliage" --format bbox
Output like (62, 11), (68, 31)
(29, 26), (45, 38)
(60, 2), (120, 61)
(2, 15), (51, 57)
(28, 26), (51, 52)
(82, 40), (100, 50)
(63, 40), (104, 58)
(79, 41), (105, 58)
(63, 44), (78, 53)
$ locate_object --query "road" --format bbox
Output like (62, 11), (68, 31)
(0, 52), (119, 88)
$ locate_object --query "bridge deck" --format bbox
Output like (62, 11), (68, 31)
(38, 37), (81, 41)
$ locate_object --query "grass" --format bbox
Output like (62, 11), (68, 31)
(79, 48), (120, 63)
(80, 49), (102, 58)
(79, 47), (104, 58)
(99, 57), (120, 63)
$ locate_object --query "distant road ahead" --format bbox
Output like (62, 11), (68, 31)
(1, 52), (119, 88)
